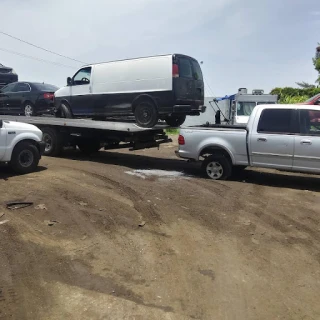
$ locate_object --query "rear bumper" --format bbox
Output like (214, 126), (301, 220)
(39, 141), (46, 156)
(173, 105), (206, 115)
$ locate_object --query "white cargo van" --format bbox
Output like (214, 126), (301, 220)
(54, 54), (205, 127)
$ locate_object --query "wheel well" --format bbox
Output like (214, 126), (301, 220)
(14, 139), (40, 153)
(24, 100), (33, 106)
(59, 100), (73, 116)
(199, 146), (233, 164)
(132, 95), (158, 112)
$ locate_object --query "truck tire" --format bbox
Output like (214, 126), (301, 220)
(10, 141), (40, 174)
(77, 139), (101, 155)
(134, 101), (158, 128)
(60, 103), (72, 118)
(165, 115), (186, 127)
(41, 127), (63, 156)
(202, 155), (232, 180)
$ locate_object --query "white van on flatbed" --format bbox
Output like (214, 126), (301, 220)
(54, 54), (205, 128)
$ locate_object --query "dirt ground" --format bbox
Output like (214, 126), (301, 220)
(0, 138), (320, 320)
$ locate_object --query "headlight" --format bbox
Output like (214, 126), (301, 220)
(11, 69), (16, 74)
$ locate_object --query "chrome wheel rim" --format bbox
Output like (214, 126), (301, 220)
(18, 150), (34, 167)
(206, 161), (223, 180)
(25, 105), (33, 116)
(43, 133), (53, 152)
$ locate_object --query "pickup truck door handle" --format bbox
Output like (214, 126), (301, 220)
(300, 140), (312, 145)
(257, 137), (267, 142)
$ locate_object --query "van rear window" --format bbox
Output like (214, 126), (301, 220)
(191, 60), (203, 80)
(179, 58), (193, 79)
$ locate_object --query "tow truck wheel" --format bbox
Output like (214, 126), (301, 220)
(165, 115), (186, 127)
(41, 127), (63, 156)
(10, 141), (40, 174)
(202, 155), (232, 180)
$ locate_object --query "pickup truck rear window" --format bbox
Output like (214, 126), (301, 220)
(257, 109), (294, 133)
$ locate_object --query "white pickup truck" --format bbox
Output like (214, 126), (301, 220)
(177, 104), (320, 180)
(0, 119), (45, 174)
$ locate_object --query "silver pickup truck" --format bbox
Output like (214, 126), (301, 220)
(176, 104), (320, 180)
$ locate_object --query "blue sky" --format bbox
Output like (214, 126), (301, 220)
(0, 0), (319, 96)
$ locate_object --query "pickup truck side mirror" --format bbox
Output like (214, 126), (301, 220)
(0, 120), (3, 128)
(67, 77), (72, 86)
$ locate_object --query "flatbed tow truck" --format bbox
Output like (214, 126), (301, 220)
(0, 116), (172, 156)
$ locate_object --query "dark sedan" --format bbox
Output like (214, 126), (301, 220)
(0, 82), (59, 116)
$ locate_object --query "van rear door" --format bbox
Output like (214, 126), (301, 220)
(173, 55), (204, 107)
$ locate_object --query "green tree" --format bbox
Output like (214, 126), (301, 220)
(313, 44), (320, 85)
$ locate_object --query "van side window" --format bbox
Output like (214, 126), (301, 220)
(73, 67), (92, 86)
(257, 109), (293, 134)
(300, 109), (320, 135)
(179, 58), (193, 79)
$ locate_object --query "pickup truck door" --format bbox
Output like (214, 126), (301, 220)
(292, 109), (320, 173)
(0, 120), (6, 160)
(249, 109), (296, 169)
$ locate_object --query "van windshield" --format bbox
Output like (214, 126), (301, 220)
(237, 102), (256, 116)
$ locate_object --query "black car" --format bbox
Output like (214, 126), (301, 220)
(0, 82), (59, 116)
(0, 63), (18, 89)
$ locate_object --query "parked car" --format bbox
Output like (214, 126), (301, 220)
(54, 54), (205, 128)
(0, 63), (18, 89)
(177, 104), (320, 180)
(0, 118), (45, 173)
(302, 93), (320, 105)
(0, 82), (58, 116)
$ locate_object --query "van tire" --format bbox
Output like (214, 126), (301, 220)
(134, 101), (158, 128)
(10, 141), (40, 174)
(165, 115), (186, 127)
(202, 155), (232, 180)
(60, 103), (72, 118)
(41, 127), (63, 156)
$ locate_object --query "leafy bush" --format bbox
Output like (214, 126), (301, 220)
(279, 95), (309, 104)
(270, 87), (320, 103)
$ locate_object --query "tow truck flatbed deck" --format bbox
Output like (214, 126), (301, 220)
(0, 115), (173, 156)
(1, 116), (170, 132)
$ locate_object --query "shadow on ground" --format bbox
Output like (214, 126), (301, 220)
(0, 165), (47, 180)
(57, 150), (320, 192)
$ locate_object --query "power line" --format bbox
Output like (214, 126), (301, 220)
(0, 30), (87, 64)
(0, 47), (76, 69)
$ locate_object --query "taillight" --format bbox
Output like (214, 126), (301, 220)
(172, 63), (179, 78)
(178, 135), (185, 145)
(44, 93), (54, 100)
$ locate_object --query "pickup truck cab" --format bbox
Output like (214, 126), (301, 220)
(177, 104), (320, 180)
(0, 119), (45, 173)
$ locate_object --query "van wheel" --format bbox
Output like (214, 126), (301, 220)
(134, 101), (158, 128)
(165, 115), (186, 127)
(41, 127), (63, 156)
(60, 103), (72, 118)
(77, 139), (101, 155)
(10, 141), (40, 174)
(202, 155), (232, 180)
